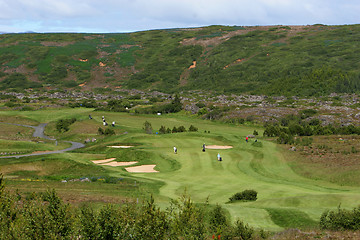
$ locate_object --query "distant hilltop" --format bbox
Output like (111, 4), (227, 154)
(1, 24), (360, 96)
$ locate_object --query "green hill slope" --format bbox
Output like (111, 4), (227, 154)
(1, 24), (360, 96)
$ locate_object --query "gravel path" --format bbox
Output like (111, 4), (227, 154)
(0, 123), (85, 158)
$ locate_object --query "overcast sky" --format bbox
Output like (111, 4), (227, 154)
(1, 0), (359, 33)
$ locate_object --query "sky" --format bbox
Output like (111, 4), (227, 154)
(0, 0), (359, 33)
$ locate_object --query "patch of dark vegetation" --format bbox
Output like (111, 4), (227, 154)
(55, 118), (76, 132)
(320, 205), (360, 231)
(228, 189), (258, 203)
(266, 208), (318, 229)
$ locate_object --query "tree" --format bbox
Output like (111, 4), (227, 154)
(177, 126), (186, 132)
(209, 204), (228, 236)
(159, 125), (166, 134)
(188, 125), (198, 132)
(98, 127), (104, 135)
(143, 121), (153, 134)
(104, 128), (115, 135)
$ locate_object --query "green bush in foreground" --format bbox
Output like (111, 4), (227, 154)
(0, 174), (260, 239)
(320, 205), (360, 230)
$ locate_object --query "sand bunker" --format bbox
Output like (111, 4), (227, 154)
(91, 158), (116, 164)
(125, 165), (158, 173)
(205, 145), (233, 149)
(107, 146), (133, 148)
(100, 161), (138, 167)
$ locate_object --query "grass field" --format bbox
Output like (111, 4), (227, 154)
(1, 108), (360, 231)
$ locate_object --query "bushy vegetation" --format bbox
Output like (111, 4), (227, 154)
(55, 118), (76, 132)
(229, 190), (258, 202)
(134, 94), (183, 114)
(263, 110), (360, 144)
(0, 175), (258, 239)
(320, 205), (360, 231)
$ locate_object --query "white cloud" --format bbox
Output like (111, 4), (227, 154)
(0, 0), (359, 33)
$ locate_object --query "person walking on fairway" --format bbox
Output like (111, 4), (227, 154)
(246, 136), (248, 143)
(174, 146), (177, 154)
(217, 153), (221, 161)
(202, 143), (206, 152)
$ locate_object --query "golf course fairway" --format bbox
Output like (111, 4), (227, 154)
(1, 109), (360, 231)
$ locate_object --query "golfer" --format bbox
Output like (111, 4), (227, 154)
(174, 146), (177, 154)
(202, 143), (206, 152)
(217, 153), (221, 161)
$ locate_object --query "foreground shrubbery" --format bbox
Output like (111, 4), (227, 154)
(0, 175), (257, 239)
(320, 206), (360, 231)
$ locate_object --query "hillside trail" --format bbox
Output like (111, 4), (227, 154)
(0, 123), (84, 159)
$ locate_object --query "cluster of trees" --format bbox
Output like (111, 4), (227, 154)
(56, 118), (77, 133)
(97, 127), (115, 136)
(159, 124), (198, 134)
(134, 94), (183, 114)
(263, 110), (360, 144)
(264, 122), (360, 145)
(143, 121), (198, 134)
(69, 99), (98, 108)
(98, 99), (131, 112)
(0, 176), (257, 239)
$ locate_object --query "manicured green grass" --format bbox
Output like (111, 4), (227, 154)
(1, 108), (360, 231)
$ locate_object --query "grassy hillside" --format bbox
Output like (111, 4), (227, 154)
(1, 24), (360, 96)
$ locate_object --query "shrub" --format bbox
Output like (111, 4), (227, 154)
(251, 141), (263, 147)
(229, 190), (257, 202)
(177, 126), (186, 132)
(143, 121), (153, 134)
(56, 118), (76, 132)
(98, 127), (104, 135)
(195, 102), (206, 108)
(188, 125), (198, 132)
(159, 125), (166, 134)
(104, 128), (115, 136)
(320, 205), (360, 230)
(277, 132), (294, 144)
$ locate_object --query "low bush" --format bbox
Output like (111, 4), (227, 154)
(320, 205), (360, 230)
(229, 190), (258, 202)
(55, 118), (76, 132)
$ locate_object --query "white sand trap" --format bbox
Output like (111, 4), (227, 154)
(101, 161), (138, 167)
(125, 165), (158, 173)
(107, 146), (134, 148)
(205, 145), (233, 149)
(91, 158), (116, 164)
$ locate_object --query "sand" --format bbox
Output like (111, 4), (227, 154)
(100, 161), (138, 167)
(107, 146), (133, 148)
(91, 158), (116, 164)
(125, 165), (158, 173)
(205, 145), (233, 149)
